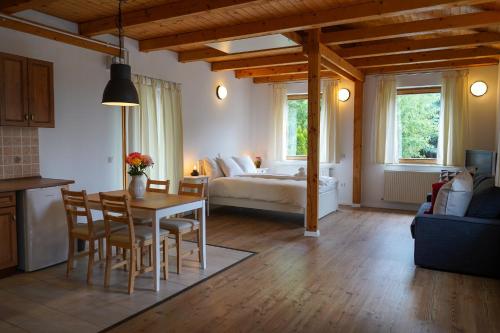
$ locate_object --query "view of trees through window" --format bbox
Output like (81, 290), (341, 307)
(397, 91), (441, 159)
(287, 98), (308, 157)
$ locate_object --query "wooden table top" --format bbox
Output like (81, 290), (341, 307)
(0, 177), (74, 193)
(87, 190), (205, 211)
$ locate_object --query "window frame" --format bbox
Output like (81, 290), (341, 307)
(396, 86), (441, 165)
(284, 93), (323, 161)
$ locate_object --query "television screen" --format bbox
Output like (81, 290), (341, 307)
(465, 150), (497, 176)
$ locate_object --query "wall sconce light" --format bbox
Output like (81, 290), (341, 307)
(338, 88), (350, 102)
(470, 81), (488, 97)
(216, 85), (228, 100)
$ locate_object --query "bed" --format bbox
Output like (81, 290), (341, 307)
(206, 171), (339, 224)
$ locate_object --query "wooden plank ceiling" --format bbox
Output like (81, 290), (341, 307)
(1, 0), (499, 83)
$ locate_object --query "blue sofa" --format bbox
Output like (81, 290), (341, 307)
(411, 178), (500, 278)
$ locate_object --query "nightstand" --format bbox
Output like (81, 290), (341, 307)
(183, 175), (210, 216)
(255, 168), (269, 174)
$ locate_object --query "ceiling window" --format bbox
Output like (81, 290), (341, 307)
(396, 87), (441, 164)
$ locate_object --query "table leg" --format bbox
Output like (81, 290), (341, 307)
(152, 212), (161, 291)
(200, 200), (206, 269)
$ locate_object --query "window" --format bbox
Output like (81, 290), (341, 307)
(286, 94), (316, 160)
(396, 87), (441, 164)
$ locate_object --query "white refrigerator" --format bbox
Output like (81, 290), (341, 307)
(17, 186), (69, 272)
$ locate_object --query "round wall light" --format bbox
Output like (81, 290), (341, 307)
(470, 81), (488, 97)
(338, 88), (351, 102)
(216, 85), (228, 100)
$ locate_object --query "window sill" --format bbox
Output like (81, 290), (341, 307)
(384, 163), (460, 173)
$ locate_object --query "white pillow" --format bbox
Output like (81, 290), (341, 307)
(202, 158), (224, 180)
(232, 156), (257, 173)
(433, 172), (473, 216)
(216, 157), (244, 177)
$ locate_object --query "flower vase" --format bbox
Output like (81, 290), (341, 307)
(128, 174), (146, 199)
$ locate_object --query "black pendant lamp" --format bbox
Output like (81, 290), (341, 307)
(102, 0), (139, 106)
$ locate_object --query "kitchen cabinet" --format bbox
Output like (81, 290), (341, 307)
(0, 52), (54, 128)
(0, 192), (17, 271)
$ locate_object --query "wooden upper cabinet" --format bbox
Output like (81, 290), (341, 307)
(28, 59), (54, 128)
(0, 53), (29, 126)
(0, 52), (54, 128)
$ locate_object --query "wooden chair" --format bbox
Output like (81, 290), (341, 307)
(100, 193), (169, 294)
(146, 179), (170, 193)
(159, 181), (205, 274)
(61, 188), (125, 284)
(133, 179), (170, 225)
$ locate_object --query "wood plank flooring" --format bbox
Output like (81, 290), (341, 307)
(111, 207), (500, 333)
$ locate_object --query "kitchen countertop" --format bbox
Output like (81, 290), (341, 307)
(0, 177), (75, 192)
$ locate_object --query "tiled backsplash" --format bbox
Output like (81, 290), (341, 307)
(0, 127), (40, 179)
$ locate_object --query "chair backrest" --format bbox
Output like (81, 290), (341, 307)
(178, 181), (204, 198)
(146, 179), (170, 194)
(61, 188), (94, 236)
(99, 193), (135, 243)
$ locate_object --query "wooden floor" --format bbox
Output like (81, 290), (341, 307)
(111, 206), (500, 333)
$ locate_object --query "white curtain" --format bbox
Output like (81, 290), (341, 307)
(270, 84), (288, 161)
(321, 80), (341, 163)
(438, 70), (469, 166)
(375, 76), (398, 164)
(128, 75), (183, 193)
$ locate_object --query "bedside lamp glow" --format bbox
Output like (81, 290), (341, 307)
(338, 88), (350, 102)
(470, 81), (487, 97)
(216, 85), (228, 100)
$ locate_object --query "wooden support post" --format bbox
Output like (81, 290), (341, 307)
(352, 81), (363, 207)
(305, 29), (321, 237)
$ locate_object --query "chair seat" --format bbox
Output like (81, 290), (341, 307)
(109, 226), (169, 244)
(133, 217), (152, 225)
(159, 217), (199, 233)
(72, 220), (125, 238)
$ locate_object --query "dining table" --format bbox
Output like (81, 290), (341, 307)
(87, 190), (206, 291)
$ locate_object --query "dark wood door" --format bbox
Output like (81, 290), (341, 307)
(28, 59), (54, 128)
(0, 207), (17, 270)
(0, 53), (29, 126)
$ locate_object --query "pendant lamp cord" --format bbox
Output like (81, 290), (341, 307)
(118, 0), (124, 62)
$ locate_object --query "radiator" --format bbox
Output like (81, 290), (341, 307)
(383, 170), (440, 204)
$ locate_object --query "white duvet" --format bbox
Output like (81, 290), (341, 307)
(209, 174), (338, 208)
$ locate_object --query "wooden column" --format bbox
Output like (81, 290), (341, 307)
(352, 80), (364, 206)
(305, 29), (321, 237)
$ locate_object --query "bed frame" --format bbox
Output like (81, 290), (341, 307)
(210, 188), (339, 226)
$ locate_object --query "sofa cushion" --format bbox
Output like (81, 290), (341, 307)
(425, 182), (446, 214)
(466, 186), (500, 219)
(433, 172), (473, 217)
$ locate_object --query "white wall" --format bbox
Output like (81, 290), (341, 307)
(0, 12), (253, 192)
(361, 67), (499, 210)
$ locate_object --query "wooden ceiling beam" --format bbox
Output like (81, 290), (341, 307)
(235, 64), (310, 78)
(338, 32), (500, 59)
(319, 44), (364, 81)
(364, 58), (499, 75)
(211, 53), (306, 71)
(178, 45), (302, 63)
(253, 71), (338, 84)
(0, 13), (121, 56)
(0, 0), (58, 14)
(350, 46), (500, 68)
(139, 0), (489, 51)
(79, 0), (265, 36)
(322, 11), (500, 45)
